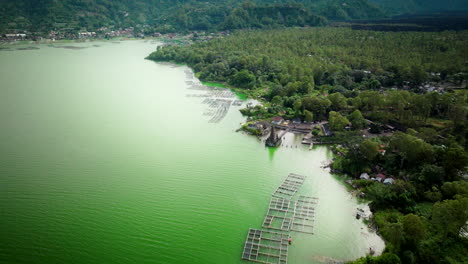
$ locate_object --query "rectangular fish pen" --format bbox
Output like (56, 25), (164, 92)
(291, 196), (318, 234)
(262, 197), (295, 231)
(241, 229), (289, 264)
(271, 173), (306, 199)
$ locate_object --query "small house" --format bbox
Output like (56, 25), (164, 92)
(383, 178), (395, 185)
(292, 117), (302, 124)
(360, 173), (370, 180)
(271, 116), (284, 125)
(376, 173), (386, 182)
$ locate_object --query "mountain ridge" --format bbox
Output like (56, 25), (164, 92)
(0, 0), (466, 33)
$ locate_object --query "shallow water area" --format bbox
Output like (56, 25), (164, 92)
(0, 40), (384, 264)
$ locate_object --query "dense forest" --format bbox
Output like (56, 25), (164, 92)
(147, 28), (468, 263)
(342, 12), (468, 32)
(369, 0), (468, 16)
(0, 0), (383, 33)
(148, 28), (467, 91)
(1, 0), (466, 34)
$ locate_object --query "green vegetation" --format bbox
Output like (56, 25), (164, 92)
(148, 28), (467, 90)
(148, 27), (468, 263)
(369, 0), (468, 15)
(201, 81), (227, 88)
(147, 27), (467, 126)
(0, 0), (389, 34)
(2, 0), (467, 35)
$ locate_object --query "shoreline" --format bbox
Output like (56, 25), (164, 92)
(177, 62), (386, 258)
(0, 36), (158, 46)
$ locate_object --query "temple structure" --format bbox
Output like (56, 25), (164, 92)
(266, 126), (282, 147)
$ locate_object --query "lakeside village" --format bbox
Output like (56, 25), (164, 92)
(0, 25), (228, 43)
(244, 112), (398, 178)
(242, 112), (405, 221)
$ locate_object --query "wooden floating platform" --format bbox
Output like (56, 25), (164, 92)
(242, 229), (289, 264)
(272, 173), (306, 199)
(242, 174), (319, 263)
(262, 195), (318, 234)
(262, 198), (295, 231)
(291, 196), (318, 234)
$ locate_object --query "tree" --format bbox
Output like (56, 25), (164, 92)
(375, 253), (402, 264)
(285, 82), (300, 96)
(293, 99), (302, 111)
(271, 95), (283, 106)
(424, 186), (442, 202)
(328, 92), (347, 111)
(440, 181), (468, 199)
(347, 253), (401, 264)
(417, 164), (445, 188)
(417, 127), (437, 143)
(381, 222), (405, 252)
(299, 81), (313, 94)
(302, 96), (331, 120)
(304, 110), (313, 122)
(230, 69), (256, 89)
(349, 109), (366, 129)
(359, 91), (384, 111)
(409, 65), (427, 85)
(328, 111), (349, 131)
(365, 78), (381, 90)
(402, 214), (426, 245)
(389, 132), (434, 168)
(410, 94), (431, 121)
(440, 145), (468, 180)
(432, 197), (468, 238)
(360, 140), (380, 161)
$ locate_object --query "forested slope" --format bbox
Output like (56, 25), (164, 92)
(147, 27), (468, 263)
(0, 0), (384, 33)
(369, 0), (468, 15)
(148, 28), (467, 91)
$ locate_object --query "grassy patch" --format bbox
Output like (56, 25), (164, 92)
(232, 90), (248, 100)
(201, 81), (226, 88)
(201, 81), (249, 100)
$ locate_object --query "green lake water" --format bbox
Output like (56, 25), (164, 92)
(0, 40), (384, 264)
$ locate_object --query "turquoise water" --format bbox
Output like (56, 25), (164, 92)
(0, 40), (383, 264)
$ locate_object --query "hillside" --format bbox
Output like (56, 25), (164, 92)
(0, 0), (384, 33)
(369, 0), (468, 15)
